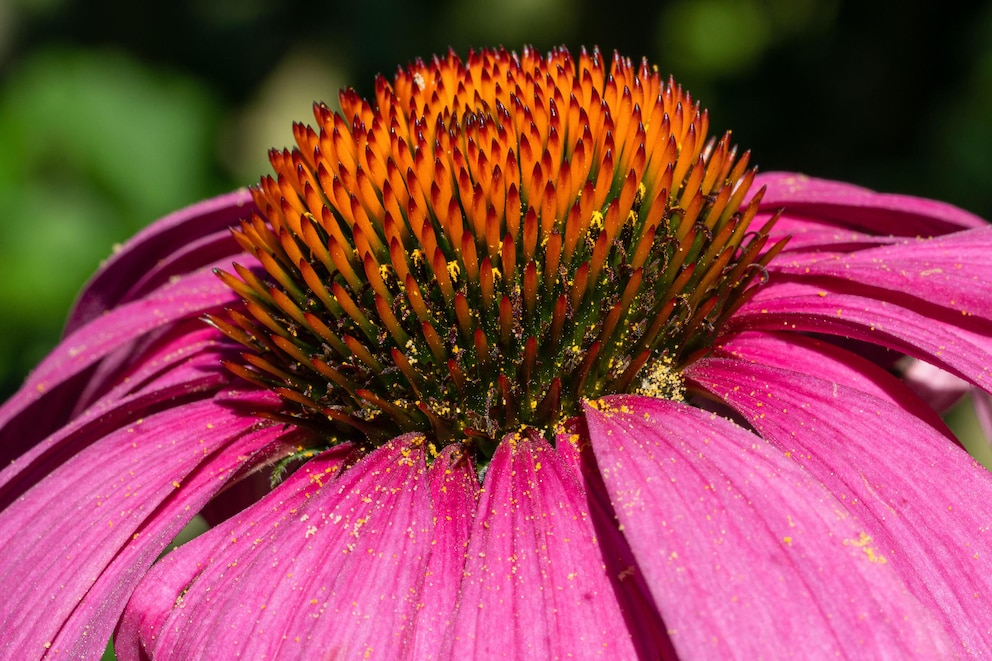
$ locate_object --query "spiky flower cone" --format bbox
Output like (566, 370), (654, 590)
(209, 46), (785, 461)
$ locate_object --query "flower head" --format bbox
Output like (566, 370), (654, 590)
(2, 46), (992, 660)
(210, 46), (781, 459)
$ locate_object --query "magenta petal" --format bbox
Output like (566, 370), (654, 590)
(442, 430), (640, 659)
(901, 358), (970, 414)
(114, 444), (353, 660)
(0, 337), (232, 505)
(770, 227), (992, 318)
(711, 331), (954, 438)
(583, 394), (960, 658)
(0, 265), (242, 460)
(556, 430), (678, 659)
(689, 357), (992, 653)
(0, 391), (282, 658)
(753, 172), (986, 238)
(403, 445), (478, 658)
(731, 278), (992, 393)
(120, 435), (438, 659)
(973, 391), (992, 451)
(66, 189), (254, 333)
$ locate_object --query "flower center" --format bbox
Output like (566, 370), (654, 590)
(209, 46), (784, 459)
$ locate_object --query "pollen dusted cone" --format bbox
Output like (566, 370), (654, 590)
(210, 46), (784, 457)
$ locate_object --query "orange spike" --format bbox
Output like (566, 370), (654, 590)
(403, 272), (432, 323)
(500, 232), (516, 289)
(215, 267), (268, 305)
(362, 252), (392, 303)
(671, 123), (697, 190)
(374, 294), (409, 345)
(302, 311), (349, 356)
(592, 149), (615, 211)
(390, 348), (424, 398)
(570, 262), (589, 311)
(523, 261), (538, 321)
(330, 281), (377, 340)
(539, 179), (557, 241)
(454, 291), (474, 341)
(586, 231), (610, 286)
(479, 257), (496, 311)
(522, 207), (539, 264)
(431, 248), (455, 304)
(498, 295), (514, 349)
(460, 232), (479, 284)
(505, 183), (522, 239)
(269, 287), (308, 328)
(421, 321), (448, 365)
(326, 235), (363, 292)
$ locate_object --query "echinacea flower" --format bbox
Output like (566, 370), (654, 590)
(2, 45), (992, 659)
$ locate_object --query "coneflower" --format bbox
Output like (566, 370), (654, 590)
(2, 46), (991, 659)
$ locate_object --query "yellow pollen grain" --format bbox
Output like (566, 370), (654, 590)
(634, 353), (685, 401)
(844, 531), (888, 564)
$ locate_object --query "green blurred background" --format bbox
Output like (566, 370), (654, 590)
(2, 0), (992, 402)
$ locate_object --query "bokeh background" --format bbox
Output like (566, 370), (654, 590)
(2, 0), (992, 405)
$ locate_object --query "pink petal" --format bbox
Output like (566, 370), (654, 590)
(973, 391), (992, 451)
(0, 264), (242, 462)
(441, 430), (641, 659)
(754, 172), (986, 242)
(66, 189), (254, 333)
(689, 356), (992, 653)
(0, 334), (232, 505)
(556, 429), (678, 659)
(0, 391), (284, 658)
(730, 278), (992, 393)
(710, 331), (954, 439)
(120, 435), (440, 659)
(404, 445), (478, 658)
(114, 443), (354, 660)
(770, 227), (992, 318)
(67, 323), (232, 418)
(583, 394), (959, 658)
(901, 358), (970, 414)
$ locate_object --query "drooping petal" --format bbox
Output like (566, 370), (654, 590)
(120, 435), (441, 659)
(974, 391), (992, 450)
(66, 322), (233, 419)
(730, 278), (992, 394)
(403, 445), (478, 658)
(688, 356), (992, 654)
(440, 430), (642, 659)
(710, 331), (954, 438)
(0, 328), (232, 505)
(583, 394), (956, 658)
(770, 227), (992, 318)
(0, 390), (284, 659)
(753, 172), (986, 250)
(0, 264), (244, 461)
(65, 189), (253, 333)
(114, 443), (352, 660)
(901, 357), (970, 414)
(556, 430), (678, 660)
